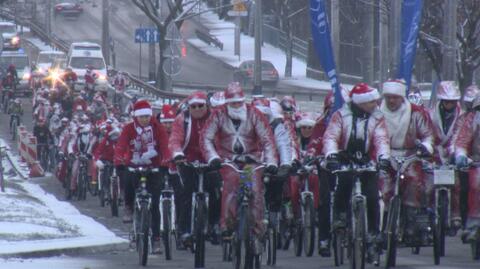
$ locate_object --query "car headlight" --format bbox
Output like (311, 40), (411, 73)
(22, 73), (31, 80)
(98, 74), (107, 81)
(11, 36), (19, 45)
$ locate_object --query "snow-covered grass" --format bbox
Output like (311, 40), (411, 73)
(0, 139), (127, 256)
(188, 8), (339, 91)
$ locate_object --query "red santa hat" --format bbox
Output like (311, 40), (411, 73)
(188, 91), (208, 105)
(463, 85), (480, 102)
(160, 104), (176, 123)
(437, 81), (461, 100)
(350, 83), (380, 104)
(296, 112), (316, 128)
(382, 79), (407, 97)
(133, 100), (152, 117)
(224, 82), (245, 103)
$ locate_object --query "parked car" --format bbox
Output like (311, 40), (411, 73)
(55, 1), (83, 17)
(233, 60), (279, 88)
(0, 21), (20, 51)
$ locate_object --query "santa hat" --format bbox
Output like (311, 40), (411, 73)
(296, 112), (316, 128)
(160, 104), (175, 123)
(464, 85), (480, 102)
(133, 100), (153, 117)
(382, 79), (407, 97)
(210, 91), (225, 107)
(188, 91), (208, 105)
(350, 83), (380, 104)
(225, 82), (245, 103)
(252, 98), (271, 115)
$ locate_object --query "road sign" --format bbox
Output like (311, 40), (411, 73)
(228, 10), (248, 17)
(165, 23), (182, 41)
(163, 57), (182, 76)
(229, 0), (248, 17)
(135, 28), (160, 43)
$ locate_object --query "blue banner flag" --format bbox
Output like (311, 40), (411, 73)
(398, 0), (424, 93)
(310, 0), (343, 114)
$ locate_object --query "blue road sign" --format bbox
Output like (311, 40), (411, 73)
(135, 28), (160, 43)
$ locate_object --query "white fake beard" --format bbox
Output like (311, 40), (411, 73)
(227, 104), (247, 121)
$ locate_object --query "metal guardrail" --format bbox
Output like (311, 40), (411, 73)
(263, 23), (308, 61)
(0, 8), (189, 102)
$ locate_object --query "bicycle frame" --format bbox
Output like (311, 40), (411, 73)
(160, 174), (176, 234)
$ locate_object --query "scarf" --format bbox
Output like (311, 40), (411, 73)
(380, 100), (411, 149)
(227, 104), (247, 121)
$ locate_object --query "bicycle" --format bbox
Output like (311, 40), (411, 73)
(221, 161), (266, 269)
(292, 157), (320, 257)
(98, 160), (114, 208)
(128, 166), (159, 266)
(384, 154), (438, 268)
(159, 171), (176, 261)
(331, 161), (377, 269)
(109, 166), (122, 217)
(76, 153), (90, 201)
(180, 161), (210, 268)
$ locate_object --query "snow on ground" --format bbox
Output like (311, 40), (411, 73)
(188, 8), (337, 91)
(0, 140), (127, 256)
(24, 37), (54, 52)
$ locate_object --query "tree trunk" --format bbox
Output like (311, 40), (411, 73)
(458, 63), (474, 96)
(284, 24), (293, 78)
(157, 32), (167, 90)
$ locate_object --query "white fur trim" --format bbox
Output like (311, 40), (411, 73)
(160, 118), (174, 123)
(134, 108), (152, 116)
(188, 98), (207, 105)
(225, 97), (245, 103)
(296, 119), (316, 128)
(383, 81), (406, 96)
(351, 89), (380, 104)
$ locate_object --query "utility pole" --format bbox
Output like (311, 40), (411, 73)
(253, 0), (262, 95)
(442, 0), (457, 81)
(46, 0), (51, 39)
(330, 0), (340, 72)
(149, 0), (159, 81)
(362, 0), (375, 85)
(102, 0), (110, 66)
(389, 0), (402, 78)
(378, 0), (389, 87)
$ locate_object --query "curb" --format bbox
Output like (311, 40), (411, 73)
(0, 242), (130, 259)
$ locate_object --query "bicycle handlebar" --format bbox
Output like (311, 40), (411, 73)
(127, 166), (160, 173)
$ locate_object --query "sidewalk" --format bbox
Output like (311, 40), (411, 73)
(188, 8), (335, 92)
(0, 139), (127, 257)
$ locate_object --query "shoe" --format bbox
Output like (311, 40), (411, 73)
(448, 218), (462, 236)
(152, 236), (163, 254)
(122, 206), (133, 223)
(366, 244), (377, 264)
(318, 240), (331, 257)
(253, 237), (263, 255)
(180, 233), (193, 249)
(209, 227), (221, 245)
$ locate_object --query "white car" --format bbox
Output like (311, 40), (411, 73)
(36, 50), (67, 74)
(0, 22), (20, 50)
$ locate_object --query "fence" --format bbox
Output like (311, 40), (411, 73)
(262, 24), (308, 62)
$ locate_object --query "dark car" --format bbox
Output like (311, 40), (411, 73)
(233, 60), (279, 88)
(55, 1), (83, 17)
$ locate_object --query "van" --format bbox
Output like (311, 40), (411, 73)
(0, 51), (31, 95)
(36, 50), (67, 74)
(67, 42), (107, 86)
(0, 21), (20, 50)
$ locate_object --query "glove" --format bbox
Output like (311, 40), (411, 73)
(265, 164), (278, 175)
(455, 155), (468, 168)
(416, 143), (431, 157)
(141, 148), (158, 160)
(209, 158), (222, 170)
(95, 160), (104, 169)
(131, 155), (141, 165)
(303, 154), (315, 165)
(378, 158), (391, 170)
(326, 154), (340, 171)
(174, 154), (186, 164)
(277, 164), (292, 178)
(58, 151), (65, 160)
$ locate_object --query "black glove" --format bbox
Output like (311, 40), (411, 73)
(265, 164), (278, 175)
(174, 154), (186, 165)
(209, 158), (222, 170)
(326, 154), (340, 171)
(303, 155), (315, 165)
(378, 158), (391, 170)
(416, 143), (431, 157)
(277, 164), (292, 178)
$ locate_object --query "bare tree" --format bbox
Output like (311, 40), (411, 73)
(131, 0), (186, 90)
(420, 0), (480, 92)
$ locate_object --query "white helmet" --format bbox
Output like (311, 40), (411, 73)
(437, 81), (460, 101)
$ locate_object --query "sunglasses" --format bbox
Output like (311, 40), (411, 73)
(300, 126), (313, 130)
(190, 104), (205, 109)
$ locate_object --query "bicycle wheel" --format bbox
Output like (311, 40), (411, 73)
(351, 200), (366, 269)
(233, 206), (251, 269)
(222, 237), (232, 262)
(194, 198), (207, 268)
(436, 190), (448, 258)
(303, 196), (315, 257)
(137, 204), (151, 266)
(0, 166), (5, 192)
(385, 196), (401, 269)
(11, 119), (17, 141)
(293, 222), (303, 257)
(110, 176), (119, 217)
(77, 170), (87, 201)
(162, 199), (173, 260)
(432, 215), (440, 265)
(264, 226), (277, 266)
(99, 171), (106, 207)
(333, 228), (345, 266)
